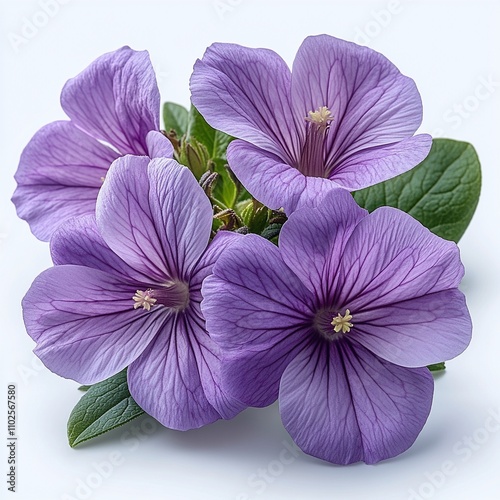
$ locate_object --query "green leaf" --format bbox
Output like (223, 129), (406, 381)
(163, 102), (189, 136)
(427, 362), (446, 372)
(353, 139), (481, 242)
(68, 370), (144, 448)
(187, 106), (233, 160)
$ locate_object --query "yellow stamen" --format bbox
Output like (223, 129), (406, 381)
(305, 106), (334, 128)
(132, 290), (157, 311)
(331, 309), (353, 334)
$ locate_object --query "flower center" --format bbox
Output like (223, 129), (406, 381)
(133, 290), (157, 311)
(331, 309), (353, 334)
(132, 280), (190, 312)
(305, 106), (334, 129)
(314, 307), (354, 341)
(296, 105), (334, 178)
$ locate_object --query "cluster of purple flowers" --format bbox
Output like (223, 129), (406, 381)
(14, 36), (472, 464)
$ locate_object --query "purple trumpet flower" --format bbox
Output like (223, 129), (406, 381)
(190, 35), (432, 214)
(13, 46), (173, 241)
(202, 190), (472, 464)
(22, 156), (243, 430)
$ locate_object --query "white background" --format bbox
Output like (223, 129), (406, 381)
(1, 0), (499, 499)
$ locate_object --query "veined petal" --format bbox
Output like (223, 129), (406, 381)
(351, 289), (472, 367)
(146, 130), (174, 159)
(23, 265), (164, 384)
(12, 120), (119, 241)
(280, 190), (367, 301)
(291, 35), (425, 169)
(96, 156), (164, 280)
(280, 340), (433, 464)
(128, 310), (223, 430)
(50, 214), (150, 283)
(335, 207), (464, 311)
(227, 141), (337, 214)
(202, 234), (315, 407)
(13, 185), (99, 243)
(184, 304), (246, 420)
(189, 232), (248, 419)
(330, 135), (432, 190)
(61, 46), (160, 155)
(14, 121), (117, 186)
(190, 43), (302, 163)
(190, 230), (243, 286)
(97, 156), (212, 282)
(148, 160), (213, 278)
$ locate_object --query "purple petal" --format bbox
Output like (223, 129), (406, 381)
(61, 46), (160, 155)
(97, 156), (212, 282)
(351, 289), (472, 367)
(280, 190), (367, 301)
(182, 231), (247, 420)
(202, 234), (315, 406)
(12, 121), (119, 241)
(330, 134), (432, 190)
(128, 309), (223, 430)
(291, 35), (426, 168)
(190, 230), (243, 286)
(227, 141), (338, 214)
(23, 266), (164, 384)
(184, 304), (246, 420)
(176, 231), (246, 417)
(280, 340), (433, 464)
(146, 130), (174, 159)
(190, 43), (302, 163)
(50, 214), (150, 283)
(336, 207), (465, 311)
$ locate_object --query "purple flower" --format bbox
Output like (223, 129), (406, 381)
(202, 190), (472, 464)
(190, 35), (432, 214)
(22, 156), (243, 430)
(13, 46), (173, 241)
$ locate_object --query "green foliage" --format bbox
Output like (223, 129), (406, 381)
(68, 370), (144, 448)
(428, 362), (446, 372)
(354, 139), (481, 242)
(163, 102), (189, 137)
